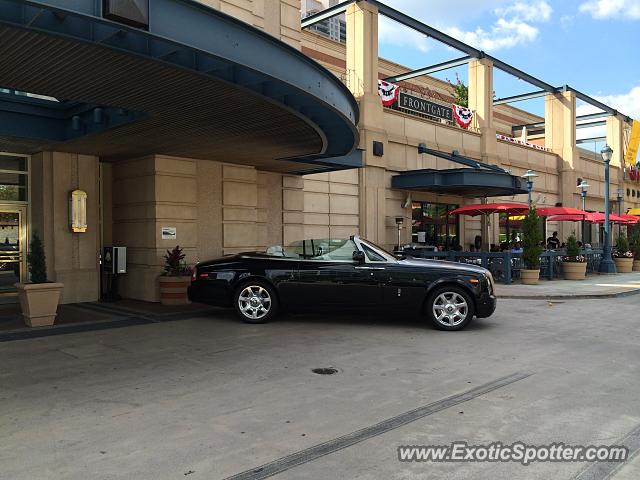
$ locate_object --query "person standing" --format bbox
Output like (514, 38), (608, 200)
(546, 231), (560, 249)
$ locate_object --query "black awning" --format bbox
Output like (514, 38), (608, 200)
(391, 168), (528, 197)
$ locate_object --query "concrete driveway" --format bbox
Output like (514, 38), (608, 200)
(1, 297), (640, 480)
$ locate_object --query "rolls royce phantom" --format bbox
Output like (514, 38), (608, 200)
(188, 236), (496, 330)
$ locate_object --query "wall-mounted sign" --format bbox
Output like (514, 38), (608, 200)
(398, 92), (453, 121)
(161, 226), (177, 240)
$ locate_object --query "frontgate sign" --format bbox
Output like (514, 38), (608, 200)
(397, 92), (453, 121)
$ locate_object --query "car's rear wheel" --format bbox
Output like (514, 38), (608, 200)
(234, 280), (278, 324)
(426, 286), (474, 331)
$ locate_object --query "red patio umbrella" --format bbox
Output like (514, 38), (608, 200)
(447, 203), (529, 250)
(548, 213), (633, 224)
(447, 203), (529, 216)
(618, 214), (640, 224)
(536, 206), (587, 217)
(585, 213), (636, 224)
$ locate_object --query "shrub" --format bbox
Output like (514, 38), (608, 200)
(27, 233), (47, 284)
(563, 233), (585, 263)
(614, 235), (631, 258)
(522, 206), (543, 270)
(162, 245), (190, 276)
(631, 228), (640, 258)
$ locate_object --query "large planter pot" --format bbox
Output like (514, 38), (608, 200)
(521, 269), (540, 285)
(15, 282), (64, 327)
(159, 276), (191, 305)
(614, 257), (634, 273)
(634, 260), (640, 272)
(563, 261), (587, 280)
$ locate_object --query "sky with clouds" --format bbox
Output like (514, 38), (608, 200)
(376, 0), (640, 144)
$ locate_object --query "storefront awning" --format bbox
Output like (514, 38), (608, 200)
(0, 0), (360, 174)
(391, 168), (527, 197)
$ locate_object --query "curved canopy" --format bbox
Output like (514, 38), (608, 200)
(392, 169), (528, 197)
(0, 0), (360, 174)
(447, 203), (529, 216)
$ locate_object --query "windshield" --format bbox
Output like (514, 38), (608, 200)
(358, 238), (398, 262)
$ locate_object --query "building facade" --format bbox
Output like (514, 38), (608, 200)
(0, 0), (638, 305)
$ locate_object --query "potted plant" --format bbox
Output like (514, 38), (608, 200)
(631, 228), (640, 272)
(562, 233), (587, 280)
(15, 233), (64, 327)
(613, 235), (634, 273)
(521, 206), (543, 285)
(158, 245), (192, 305)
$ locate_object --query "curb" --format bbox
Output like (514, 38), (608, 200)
(497, 288), (640, 300)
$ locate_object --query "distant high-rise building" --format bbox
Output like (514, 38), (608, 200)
(301, 0), (346, 43)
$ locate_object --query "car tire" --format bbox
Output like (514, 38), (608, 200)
(425, 285), (474, 331)
(233, 280), (278, 324)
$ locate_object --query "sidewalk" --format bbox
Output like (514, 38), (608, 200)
(495, 272), (640, 299)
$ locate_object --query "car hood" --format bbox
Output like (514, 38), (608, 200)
(398, 257), (489, 275)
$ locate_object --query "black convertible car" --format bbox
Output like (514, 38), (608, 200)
(188, 236), (496, 330)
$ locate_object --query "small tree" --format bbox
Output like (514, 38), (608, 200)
(563, 232), (584, 262)
(631, 227), (640, 258)
(27, 233), (47, 283)
(615, 234), (630, 256)
(522, 206), (543, 270)
(447, 73), (468, 107)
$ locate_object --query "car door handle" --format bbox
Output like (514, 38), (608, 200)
(355, 266), (386, 271)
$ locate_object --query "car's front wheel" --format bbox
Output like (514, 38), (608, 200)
(233, 280), (278, 324)
(426, 286), (474, 331)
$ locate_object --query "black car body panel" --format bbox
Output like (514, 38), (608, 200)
(188, 237), (497, 318)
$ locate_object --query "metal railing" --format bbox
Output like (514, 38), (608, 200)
(400, 248), (603, 283)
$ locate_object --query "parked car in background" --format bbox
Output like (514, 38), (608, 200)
(188, 236), (496, 330)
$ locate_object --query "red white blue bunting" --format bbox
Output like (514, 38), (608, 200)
(452, 104), (474, 129)
(378, 80), (399, 107)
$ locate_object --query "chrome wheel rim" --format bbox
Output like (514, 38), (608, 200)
(238, 285), (271, 320)
(432, 292), (468, 327)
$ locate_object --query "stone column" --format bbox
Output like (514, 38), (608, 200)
(607, 114), (626, 218)
(30, 152), (101, 303)
(112, 155), (198, 302)
(468, 58), (498, 164)
(545, 90), (578, 239)
(346, 1), (387, 243)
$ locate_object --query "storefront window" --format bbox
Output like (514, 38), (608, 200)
(0, 155), (28, 202)
(411, 202), (459, 248)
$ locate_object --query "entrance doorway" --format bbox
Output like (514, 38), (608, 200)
(0, 206), (27, 300)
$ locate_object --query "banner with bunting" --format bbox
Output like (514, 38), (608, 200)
(378, 80), (399, 107)
(452, 104), (474, 129)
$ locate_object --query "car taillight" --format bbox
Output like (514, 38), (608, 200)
(191, 267), (197, 281)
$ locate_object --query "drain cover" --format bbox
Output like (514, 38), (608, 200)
(312, 367), (339, 375)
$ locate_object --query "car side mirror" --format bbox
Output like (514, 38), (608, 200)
(353, 251), (365, 264)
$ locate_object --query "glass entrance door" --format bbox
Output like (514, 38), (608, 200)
(0, 206), (27, 298)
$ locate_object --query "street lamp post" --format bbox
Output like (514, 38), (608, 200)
(578, 180), (590, 242)
(521, 170), (538, 207)
(598, 145), (616, 274)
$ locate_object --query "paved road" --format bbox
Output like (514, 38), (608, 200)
(1, 297), (640, 480)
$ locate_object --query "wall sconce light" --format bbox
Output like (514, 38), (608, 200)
(69, 189), (88, 233)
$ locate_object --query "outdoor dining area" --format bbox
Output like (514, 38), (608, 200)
(400, 201), (640, 284)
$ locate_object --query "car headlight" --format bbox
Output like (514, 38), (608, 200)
(485, 271), (495, 294)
